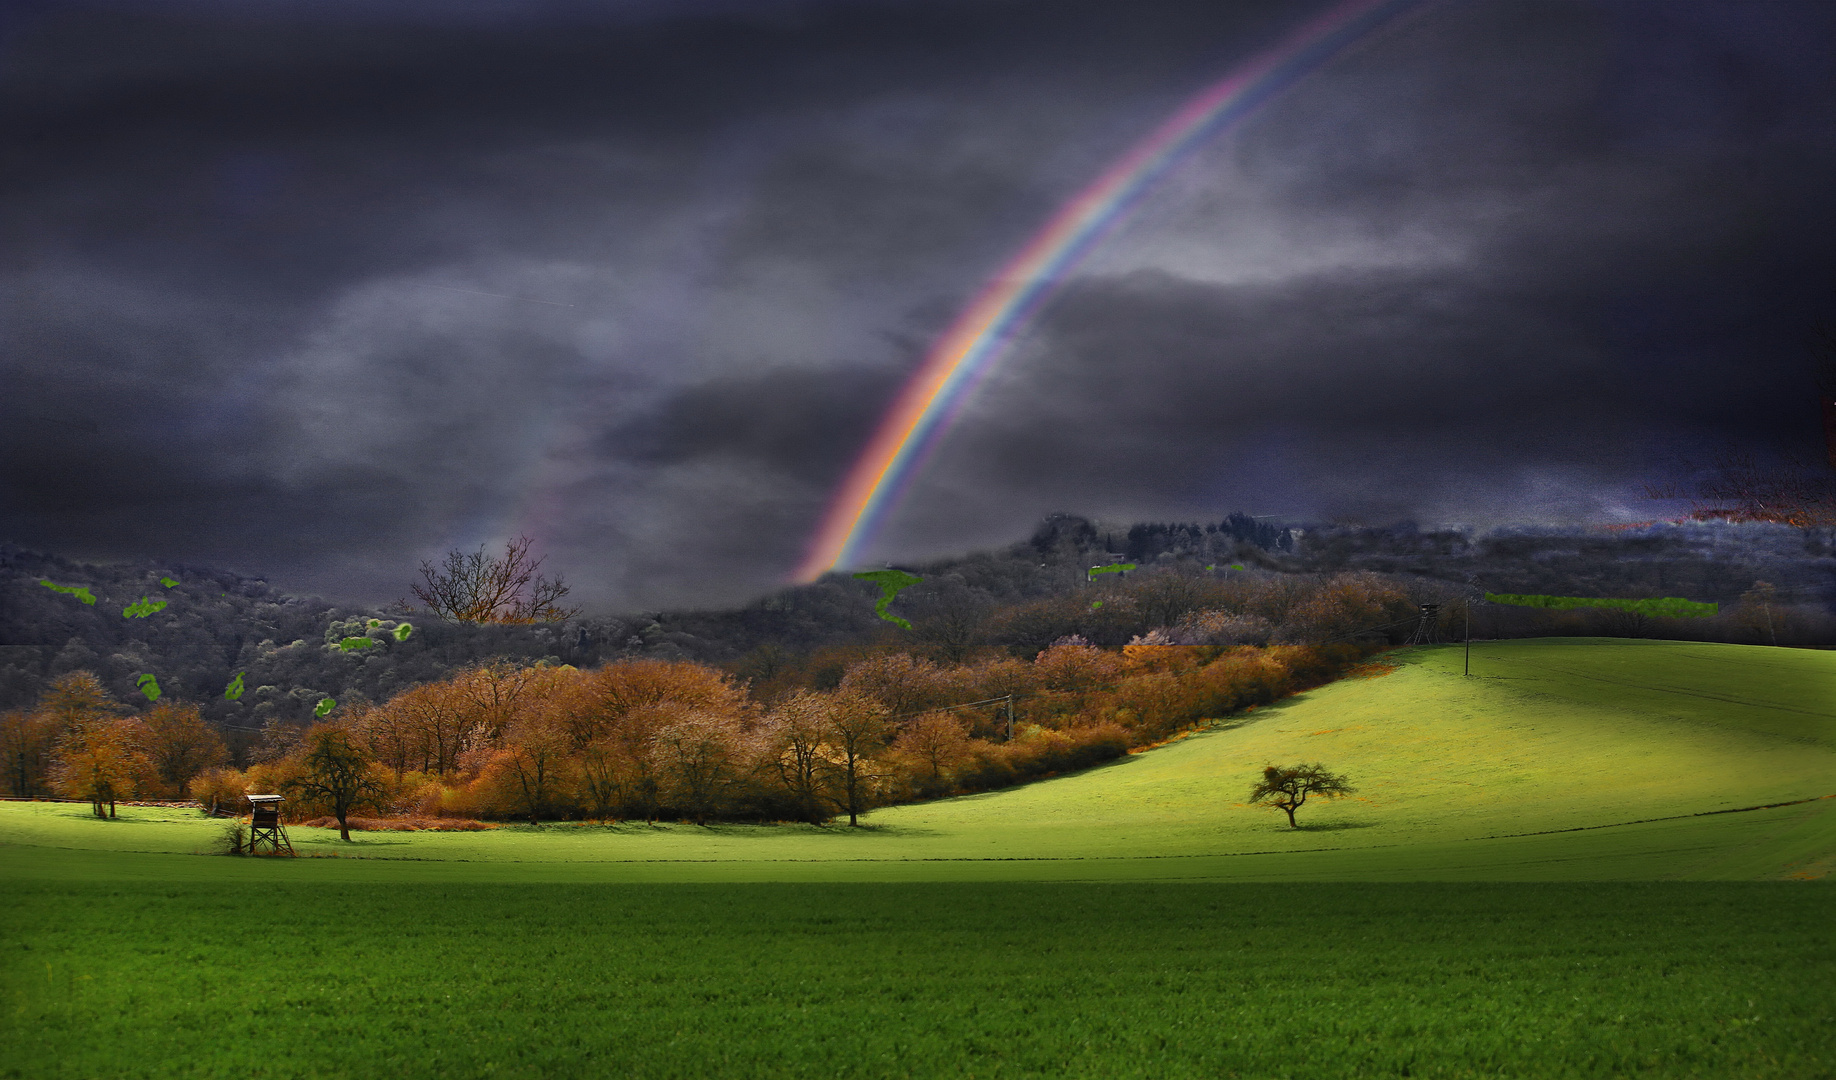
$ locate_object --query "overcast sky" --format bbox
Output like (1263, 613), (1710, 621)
(4, 0), (1834, 613)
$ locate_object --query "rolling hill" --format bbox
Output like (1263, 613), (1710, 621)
(4, 637), (1830, 882)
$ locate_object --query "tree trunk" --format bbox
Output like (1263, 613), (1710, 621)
(1284, 805), (1297, 827)
(337, 812), (351, 841)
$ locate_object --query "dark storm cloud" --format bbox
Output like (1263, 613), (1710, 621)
(3, 0), (1294, 609)
(870, 0), (1836, 560)
(4, 0), (1836, 610)
(609, 365), (905, 477)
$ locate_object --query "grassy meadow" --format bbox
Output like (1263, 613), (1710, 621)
(5, 881), (1831, 1080)
(2, 638), (1832, 1077)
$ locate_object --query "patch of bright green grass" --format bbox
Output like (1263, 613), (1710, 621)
(2, 639), (1828, 881)
(3, 640), (1829, 1077)
(2, 881), (1829, 1079)
(3, 793), (1833, 885)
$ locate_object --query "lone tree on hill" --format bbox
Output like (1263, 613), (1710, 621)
(404, 534), (581, 623)
(1248, 763), (1356, 828)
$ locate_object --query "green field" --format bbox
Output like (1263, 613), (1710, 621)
(4, 638), (1830, 881)
(5, 881), (1830, 1079)
(3, 639), (1832, 1077)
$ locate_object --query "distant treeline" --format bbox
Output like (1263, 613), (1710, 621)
(0, 517), (1827, 755)
(11, 601), (1393, 825)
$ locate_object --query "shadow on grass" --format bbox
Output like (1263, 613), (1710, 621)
(480, 820), (947, 841)
(296, 835), (416, 848)
(693, 821), (944, 840)
(1285, 820), (1379, 832)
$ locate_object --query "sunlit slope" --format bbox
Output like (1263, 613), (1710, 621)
(865, 637), (1836, 858)
(1, 638), (1830, 880)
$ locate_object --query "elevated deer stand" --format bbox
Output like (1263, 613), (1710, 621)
(1405, 603), (1442, 646)
(246, 794), (294, 856)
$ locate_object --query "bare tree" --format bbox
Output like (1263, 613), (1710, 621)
(762, 692), (834, 825)
(501, 713), (573, 826)
(650, 708), (746, 825)
(909, 583), (991, 664)
(1130, 566), (1217, 631)
(1247, 763), (1356, 828)
(403, 535), (581, 623)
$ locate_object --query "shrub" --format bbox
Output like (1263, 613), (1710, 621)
(214, 820), (246, 855)
(191, 767), (247, 815)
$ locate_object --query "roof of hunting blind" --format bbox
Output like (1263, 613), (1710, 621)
(246, 794), (283, 804)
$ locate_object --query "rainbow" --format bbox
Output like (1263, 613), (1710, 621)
(794, 0), (1424, 581)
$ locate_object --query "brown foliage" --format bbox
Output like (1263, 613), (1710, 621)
(51, 716), (152, 818)
(1276, 573), (1411, 644)
(451, 659), (573, 741)
(283, 723), (388, 840)
(649, 704), (754, 825)
(820, 688), (893, 827)
(499, 711), (575, 825)
(140, 701), (228, 798)
(1033, 637), (1124, 693)
(950, 722), (1131, 794)
(190, 767), (247, 813)
(0, 708), (62, 797)
(358, 680), (472, 776)
(564, 659), (751, 748)
(893, 712), (973, 782)
(837, 652), (953, 717)
(277, 605), (1379, 827)
(1126, 566), (1222, 629)
(762, 691), (835, 824)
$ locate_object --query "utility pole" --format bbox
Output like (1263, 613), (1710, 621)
(1003, 694), (1015, 741)
(1464, 599), (1472, 677)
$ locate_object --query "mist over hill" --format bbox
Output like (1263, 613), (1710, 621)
(3, 516), (1830, 750)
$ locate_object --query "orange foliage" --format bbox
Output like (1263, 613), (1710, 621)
(190, 766), (247, 812)
(140, 701), (228, 798)
(838, 652), (952, 716)
(307, 618), (1380, 825)
(563, 659), (752, 747)
(1033, 636), (1124, 692)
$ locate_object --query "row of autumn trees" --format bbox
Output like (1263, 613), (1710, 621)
(5, 571), (1415, 827)
(1, 671), (228, 817)
(218, 637), (1370, 831)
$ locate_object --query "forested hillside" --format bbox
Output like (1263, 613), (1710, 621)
(1, 514), (1829, 752)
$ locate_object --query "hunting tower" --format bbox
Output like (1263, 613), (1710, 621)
(1405, 603), (1442, 646)
(246, 794), (294, 855)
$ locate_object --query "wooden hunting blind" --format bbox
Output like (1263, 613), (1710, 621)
(245, 794), (294, 855)
(1406, 603), (1443, 646)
